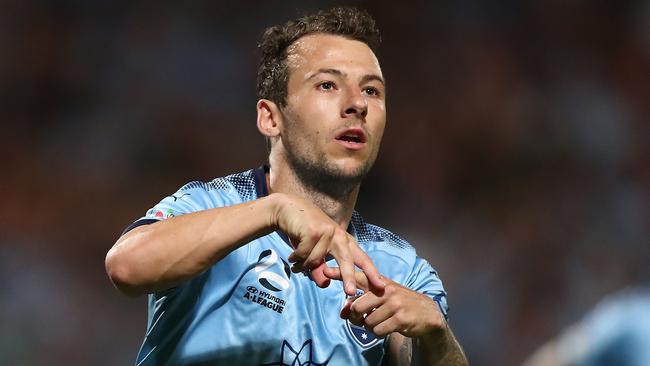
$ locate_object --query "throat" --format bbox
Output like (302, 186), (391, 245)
(268, 168), (359, 228)
(304, 188), (356, 226)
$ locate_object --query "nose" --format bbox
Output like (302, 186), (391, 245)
(342, 87), (368, 119)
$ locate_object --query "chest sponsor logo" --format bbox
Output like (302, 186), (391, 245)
(243, 285), (286, 314)
(242, 249), (291, 314)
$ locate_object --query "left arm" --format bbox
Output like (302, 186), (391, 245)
(387, 326), (467, 366)
(325, 268), (468, 366)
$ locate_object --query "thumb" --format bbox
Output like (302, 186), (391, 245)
(309, 262), (331, 288)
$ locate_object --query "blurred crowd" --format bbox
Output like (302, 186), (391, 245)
(1, 1), (648, 365)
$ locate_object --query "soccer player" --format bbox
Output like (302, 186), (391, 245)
(106, 7), (467, 366)
(523, 285), (650, 366)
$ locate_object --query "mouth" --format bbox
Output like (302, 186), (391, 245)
(335, 128), (367, 145)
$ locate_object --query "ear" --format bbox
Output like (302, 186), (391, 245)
(256, 99), (282, 138)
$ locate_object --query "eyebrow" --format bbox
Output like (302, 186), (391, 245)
(306, 68), (385, 86)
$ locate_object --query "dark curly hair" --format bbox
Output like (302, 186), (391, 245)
(256, 7), (381, 108)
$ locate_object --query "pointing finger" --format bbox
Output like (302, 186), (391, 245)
(324, 267), (373, 292)
(338, 257), (357, 296)
(350, 243), (386, 291)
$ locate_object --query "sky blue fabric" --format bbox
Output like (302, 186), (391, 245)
(128, 167), (448, 366)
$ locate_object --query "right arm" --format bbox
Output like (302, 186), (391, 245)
(105, 193), (384, 297)
(105, 194), (279, 297)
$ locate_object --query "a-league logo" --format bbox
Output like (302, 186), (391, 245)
(255, 249), (291, 292)
(241, 249), (292, 314)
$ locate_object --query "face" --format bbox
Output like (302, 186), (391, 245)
(277, 33), (386, 192)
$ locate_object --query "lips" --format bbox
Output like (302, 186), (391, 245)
(335, 128), (367, 144)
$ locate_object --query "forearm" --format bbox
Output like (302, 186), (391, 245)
(413, 323), (468, 366)
(106, 194), (281, 296)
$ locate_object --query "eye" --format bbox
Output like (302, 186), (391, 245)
(318, 81), (336, 91)
(362, 86), (380, 96)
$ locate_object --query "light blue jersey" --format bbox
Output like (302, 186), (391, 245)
(125, 167), (449, 366)
(566, 287), (650, 366)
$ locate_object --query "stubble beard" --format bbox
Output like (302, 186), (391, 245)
(284, 139), (377, 201)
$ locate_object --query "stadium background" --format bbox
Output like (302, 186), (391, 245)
(1, 1), (648, 364)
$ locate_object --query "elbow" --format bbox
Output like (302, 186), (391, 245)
(105, 245), (148, 298)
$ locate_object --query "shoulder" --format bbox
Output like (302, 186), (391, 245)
(171, 168), (261, 206)
(349, 211), (447, 302)
(138, 168), (261, 223)
(179, 168), (259, 200)
(349, 211), (418, 268)
(350, 212), (415, 251)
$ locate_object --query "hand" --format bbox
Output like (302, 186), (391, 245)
(272, 193), (385, 296)
(324, 267), (446, 339)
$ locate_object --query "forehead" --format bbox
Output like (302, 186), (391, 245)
(286, 33), (382, 77)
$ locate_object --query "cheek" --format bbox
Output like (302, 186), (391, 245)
(312, 97), (339, 119)
(370, 100), (386, 118)
(285, 93), (341, 141)
(369, 106), (386, 139)
(284, 108), (326, 143)
(303, 98), (338, 136)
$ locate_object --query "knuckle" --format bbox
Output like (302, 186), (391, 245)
(393, 296), (404, 308)
(394, 310), (411, 326)
(340, 263), (353, 273)
(349, 299), (363, 314)
(393, 311), (404, 323)
(292, 251), (307, 261)
(332, 228), (348, 243)
(306, 258), (322, 269)
(371, 325), (387, 337)
(390, 297), (403, 309)
(384, 284), (397, 295)
(349, 314), (364, 326)
(363, 316), (377, 327)
(349, 302), (358, 313)
(306, 223), (320, 235)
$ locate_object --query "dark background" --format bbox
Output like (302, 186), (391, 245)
(1, 1), (648, 364)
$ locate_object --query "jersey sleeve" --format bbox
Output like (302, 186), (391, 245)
(405, 256), (449, 320)
(122, 181), (230, 235)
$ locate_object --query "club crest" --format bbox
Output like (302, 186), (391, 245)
(343, 291), (379, 348)
(345, 320), (379, 348)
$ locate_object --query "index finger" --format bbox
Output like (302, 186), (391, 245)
(349, 243), (386, 291)
(323, 267), (375, 292)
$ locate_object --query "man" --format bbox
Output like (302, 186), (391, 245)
(106, 7), (467, 365)
(523, 285), (650, 366)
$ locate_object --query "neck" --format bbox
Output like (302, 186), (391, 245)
(267, 157), (360, 229)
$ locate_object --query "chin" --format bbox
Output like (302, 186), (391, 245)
(330, 158), (374, 181)
(285, 146), (377, 197)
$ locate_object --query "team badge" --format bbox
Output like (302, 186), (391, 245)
(346, 320), (379, 348)
(343, 291), (379, 348)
